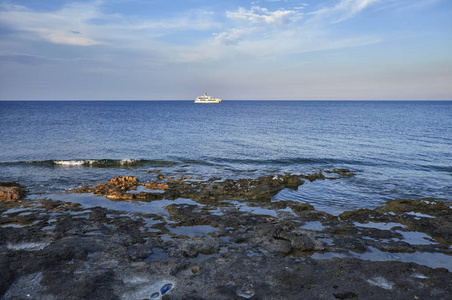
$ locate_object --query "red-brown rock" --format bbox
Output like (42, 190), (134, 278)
(0, 183), (24, 202)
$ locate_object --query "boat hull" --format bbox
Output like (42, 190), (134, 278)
(194, 99), (222, 103)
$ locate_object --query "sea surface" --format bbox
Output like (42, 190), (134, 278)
(1, 101), (451, 213)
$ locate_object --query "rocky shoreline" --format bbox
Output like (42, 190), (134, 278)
(1, 173), (451, 299)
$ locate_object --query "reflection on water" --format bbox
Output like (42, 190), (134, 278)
(354, 222), (406, 230)
(44, 193), (202, 215)
(312, 247), (452, 271)
(300, 221), (325, 231)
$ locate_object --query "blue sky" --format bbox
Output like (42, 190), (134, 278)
(0, 0), (451, 100)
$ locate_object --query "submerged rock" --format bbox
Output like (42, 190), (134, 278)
(378, 198), (450, 215)
(301, 172), (326, 182)
(325, 168), (355, 177)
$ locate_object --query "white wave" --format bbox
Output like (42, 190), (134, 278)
(53, 160), (86, 166)
(120, 159), (136, 164)
(53, 159), (137, 166)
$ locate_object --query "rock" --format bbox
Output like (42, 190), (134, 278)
(290, 203), (315, 214)
(143, 181), (169, 190)
(278, 230), (325, 251)
(247, 184), (272, 200)
(105, 176), (139, 189)
(171, 236), (220, 258)
(208, 177), (222, 181)
(333, 237), (368, 253)
(378, 198), (450, 216)
(1, 193), (452, 299)
(0, 182), (24, 202)
(75, 176), (140, 200)
(302, 172), (326, 182)
(261, 238), (292, 254)
(333, 291), (359, 299)
(339, 209), (384, 223)
(285, 174), (303, 189)
(74, 173), (306, 203)
(325, 169), (355, 177)
(269, 200), (313, 212)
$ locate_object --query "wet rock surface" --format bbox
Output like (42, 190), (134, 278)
(1, 174), (451, 299)
(75, 173), (305, 203)
(0, 182), (24, 202)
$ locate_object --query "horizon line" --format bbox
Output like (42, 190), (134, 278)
(1, 99), (452, 102)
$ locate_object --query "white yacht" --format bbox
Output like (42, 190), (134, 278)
(195, 93), (222, 103)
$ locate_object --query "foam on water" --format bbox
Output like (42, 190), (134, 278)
(52, 159), (138, 167)
(53, 160), (86, 166)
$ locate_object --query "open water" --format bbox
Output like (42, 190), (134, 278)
(1, 101), (451, 213)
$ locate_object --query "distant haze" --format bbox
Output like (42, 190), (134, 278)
(0, 0), (451, 100)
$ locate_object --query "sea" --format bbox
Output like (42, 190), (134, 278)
(1, 100), (451, 214)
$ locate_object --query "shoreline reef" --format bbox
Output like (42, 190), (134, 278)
(1, 172), (451, 299)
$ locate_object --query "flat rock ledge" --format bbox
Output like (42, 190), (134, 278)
(1, 173), (451, 300)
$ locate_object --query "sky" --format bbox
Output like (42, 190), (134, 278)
(0, 0), (451, 100)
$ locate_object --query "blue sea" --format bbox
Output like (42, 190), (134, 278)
(1, 101), (451, 213)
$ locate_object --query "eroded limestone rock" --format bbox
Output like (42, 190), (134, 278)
(0, 183), (24, 202)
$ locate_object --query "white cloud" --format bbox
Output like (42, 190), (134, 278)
(111, 10), (218, 32)
(212, 29), (247, 46)
(310, 0), (380, 23)
(31, 29), (100, 46)
(374, 0), (440, 12)
(209, 1), (384, 57)
(340, 0), (380, 18)
(0, 0), (428, 63)
(226, 6), (302, 25)
(0, 2), (218, 47)
(0, 2), (104, 46)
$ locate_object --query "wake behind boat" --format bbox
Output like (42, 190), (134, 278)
(195, 93), (222, 103)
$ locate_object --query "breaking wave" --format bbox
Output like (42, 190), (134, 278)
(0, 157), (358, 168)
(1, 159), (150, 168)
